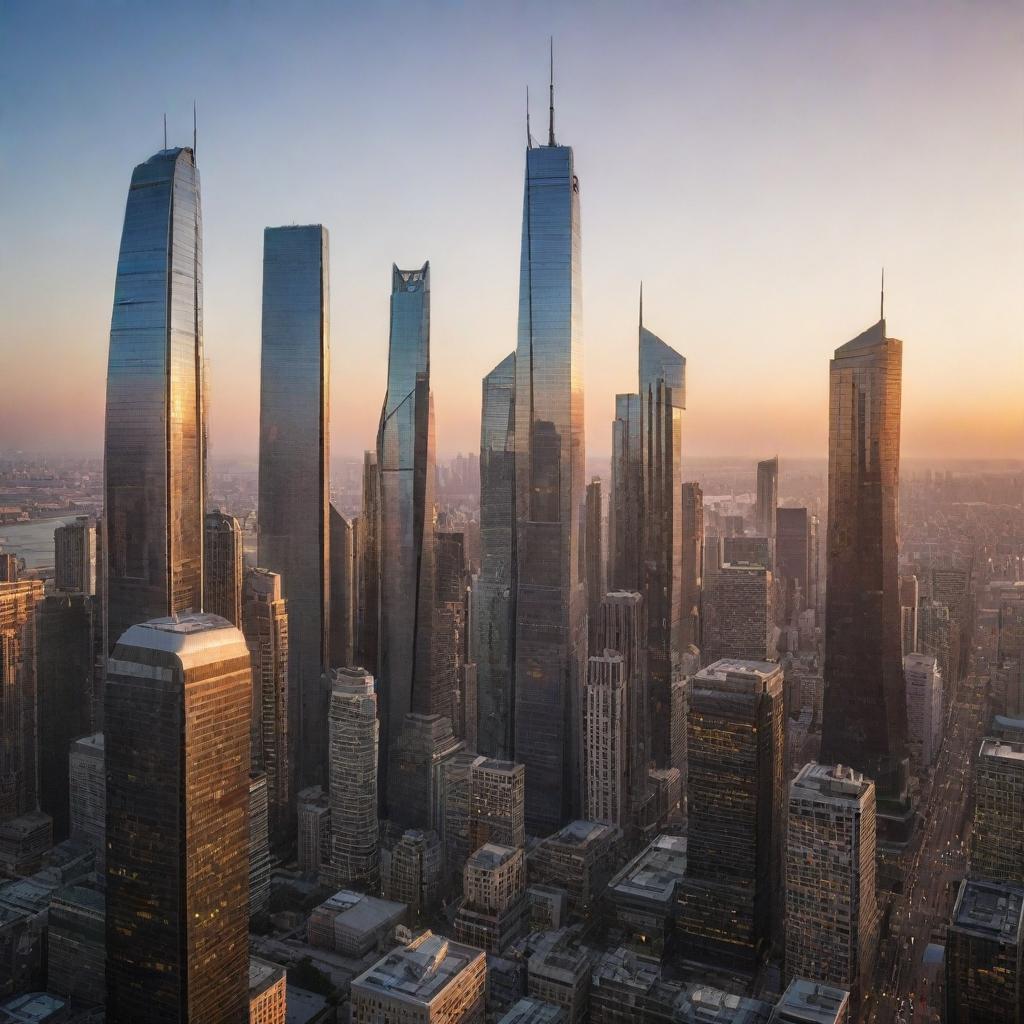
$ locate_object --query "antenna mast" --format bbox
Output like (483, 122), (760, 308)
(163, 113), (167, 151)
(548, 37), (555, 146)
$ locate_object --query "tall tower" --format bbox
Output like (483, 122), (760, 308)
(356, 450), (381, 674)
(821, 316), (908, 802)
(754, 456), (778, 540)
(609, 393), (641, 593)
(475, 353), (517, 760)
(681, 481), (704, 650)
(584, 652), (628, 828)
(204, 509), (242, 627)
(105, 613), (250, 1023)
(376, 263), (438, 789)
(513, 59), (586, 833)
(776, 506), (810, 623)
(258, 224), (330, 790)
(54, 516), (96, 594)
(103, 147), (205, 654)
(329, 505), (356, 669)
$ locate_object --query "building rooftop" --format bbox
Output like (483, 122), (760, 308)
(0, 992), (67, 1023)
(694, 659), (782, 695)
(544, 819), (619, 850)
(675, 983), (772, 1024)
(71, 731), (104, 754)
(249, 956), (286, 999)
(312, 890), (406, 936)
(114, 612), (248, 666)
(791, 762), (873, 803)
(474, 757), (521, 775)
(353, 930), (483, 1006)
(498, 997), (567, 1024)
(770, 978), (850, 1024)
(951, 879), (1024, 944)
(978, 738), (1024, 764)
(607, 833), (687, 907)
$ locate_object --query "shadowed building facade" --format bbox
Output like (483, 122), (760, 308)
(258, 224), (330, 790)
(103, 147), (205, 655)
(821, 317), (909, 804)
(681, 482), (703, 651)
(204, 509), (242, 627)
(754, 457), (778, 541)
(513, 99), (587, 834)
(105, 613), (250, 1023)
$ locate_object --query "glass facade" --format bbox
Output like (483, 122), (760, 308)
(258, 224), (330, 790)
(755, 456), (778, 541)
(475, 352), (516, 760)
(103, 148), (204, 655)
(513, 140), (586, 833)
(821, 319), (908, 798)
(204, 509), (242, 627)
(609, 393), (641, 593)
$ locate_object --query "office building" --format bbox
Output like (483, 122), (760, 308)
(440, 751), (478, 883)
(388, 712), (464, 833)
(770, 979), (850, 1024)
(356, 450), (381, 675)
(381, 829), (443, 920)
(945, 879), (1023, 1023)
(0, 580), (44, 820)
(904, 653), (943, 767)
(899, 574), (919, 657)
(35, 592), (93, 839)
(528, 820), (622, 918)
(470, 757), (526, 851)
(821, 316), (908, 804)
(584, 653), (628, 828)
(297, 786), (330, 874)
(249, 957), (287, 1024)
(243, 567), (290, 845)
(47, 884), (105, 1007)
(755, 457), (778, 541)
(585, 479), (605, 651)
(249, 772), (272, 920)
(723, 536), (773, 573)
(258, 224), (330, 790)
(476, 352), (517, 760)
(203, 510), (242, 627)
(69, 733), (105, 870)
(681, 481), (703, 650)
(0, 555), (17, 583)
(329, 505), (356, 669)
(105, 613), (250, 1023)
(701, 563), (775, 665)
(679, 659), (784, 961)
(776, 508), (811, 623)
(308, 889), (407, 958)
(527, 927), (595, 1024)
(970, 738), (1024, 885)
(454, 843), (528, 953)
(513, 83), (587, 835)
(435, 529), (472, 744)
(609, 393), (642, 594)
(54, 517), (96, 595)
(103, 147), (204, 655)
(499, 999), (566, 1024)
(325, 667), (379, 892)
(785, 763), (878, 1007)
(351, 930), (486, 1024)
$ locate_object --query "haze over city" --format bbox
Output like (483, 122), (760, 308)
(1, 0), (1021, 461)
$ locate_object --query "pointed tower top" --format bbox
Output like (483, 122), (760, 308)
(526, 85), (532, 149)
(639, 281), (644, 329)
(193, 101), (197, 157)
(880, 266), (885, 321)
(548, 37), (556, 147)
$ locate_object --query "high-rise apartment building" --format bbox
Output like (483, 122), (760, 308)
(755, 457), (778, 541)
(258, 224), (330, 790)
(679, 659), (784, 961)
(584, 652), (628, 829)
(329, 505), (356, 669)
(476, 352), (517, 760)
(899, 574), (919, 657)
(904, 653), (943, 767)
(0, 579), (44, 820)
(776, 507), (811, 623)
(821, 316), (908, 804)
(681, 481), (703, 650)
(326, 667), (380, 892)
(243, 567), (290, 845)
(970, 737), (1024, 885)
(585, 479), (604, 652)
(785, 763), (878, 1009)
(105, 613), (250, 1023)
(36, 592), (94, 838)
(204, 510), (242, 627)
(103, 147), (204, 655)
(69, 733), (105, 870)
(701, 562), (775, 665)
(513, 85), (587, 834)
(54, 516), (96, 594)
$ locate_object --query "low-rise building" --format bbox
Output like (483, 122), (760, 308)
(526, 928), (595, 1024)
(454, 844), (528, 954)
(248, 956), (287, 1024)
(498, 997), (566, 1024)
(528, 821), (622, 919)
(307, 890), (407, 958)
(769, 978), (849, 1024)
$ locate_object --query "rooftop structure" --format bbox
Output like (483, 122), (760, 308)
(529, 821), (623, 918)
(308, 889), (407, 958)
(248, 956), (287, 1024)
(769, 978), (850, 1024)
(498, 997), (566, 1024)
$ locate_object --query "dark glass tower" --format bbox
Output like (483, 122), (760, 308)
(329, 504), (355, 670)
(584, 478), (604, 653)
(103, 147), (204, 655)
(755, 456), (778, 541)
(821, 317), (908, 801)
(513, 80), (586, 833)
(204, 509), (242, 627)
(105, 613), (250, 1023)
(476, 353), (516, 760)
(258, 225), (330, 790)
(681, 481), (704, 650)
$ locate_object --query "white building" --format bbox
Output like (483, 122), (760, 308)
(904, 653), (943, 767)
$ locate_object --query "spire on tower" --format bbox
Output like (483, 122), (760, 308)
(193, 101), (197, 157)
(163, 113), (167, 151)
(526, 85), (532, 149)
(639, 281), (644, 329)
(548, 37), (556, 146)
(880, 267), (885, 321)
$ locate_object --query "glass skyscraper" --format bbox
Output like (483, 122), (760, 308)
(258, 224), (330, 790)
(103, 147), (204, 655)
(821, 317), (909, 802)
(513, 106), (586, 833)
(475, 352), (516, 760)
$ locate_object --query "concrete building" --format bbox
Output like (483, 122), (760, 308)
(785, 763), (877, 1008)
(54, 516), (96, 595)
(351, 930), (486, 1024)
(454, 844), (527, 954)
(470, 758), (525, 851)
(904, 653), (943, 767)
(899, 574), (919, 657)
(526, 928), (595, 1024)
(584, 653), (628, 829)
(325, 667), (379, 892)
(297, 786), (330, 875)
(528, 885), (568, 933)
(970, 738), (1024, 885)
(701, 563), (774, 666)
(204, 510), (243, 627)
(680, 659), (784, 962)
(308, 890), (406, 958)
(249, 773), (272, 920)
(388, 713), (465, 833)
(68, 734), (104, 868)
(528, 820), (623, 919)
(498, 998), (566, 1024)
(382, 829), (443, 922)
(248, 956), (287, 1024)
(945, 879), (1023, 1023)
(46, 884), (105, 1006)
(770, 979), (850, 1024)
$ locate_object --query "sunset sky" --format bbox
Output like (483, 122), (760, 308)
(1, 0), (1021, 461)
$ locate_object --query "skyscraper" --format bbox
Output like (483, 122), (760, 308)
(609, 393), (641, 593)
(356, 450), (381, 674)
(755, 456), (778, 540)
(105, 613), (250, 1023)
(54, 516), (96, 594)
(584, 478), (604, 652)
(377, 263), (439, 811)
(970, 737), (1024, 885)
(513, 68), (586, 833)
(903, 653), (942, 768)
(776, 507), (811, 623)
(785, 762), (878, 1010)
(681, 481), (703, 651)
(249, 772), (272, 921)
(899, 574), (919, 657)
(258, 224), (330, 790)
(475, 352), (517, 760)
(103, 147), (204, 654)
(204, 509), (242, 627)
(329, 504), (356, 669)
(701, 561), (775, 665)
(326, 667), (380, 892)
(584, 652), (628, 828)
(242, 568), (290, 846)
(821, 315), (908, 803)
